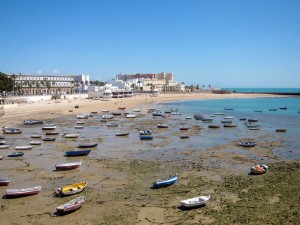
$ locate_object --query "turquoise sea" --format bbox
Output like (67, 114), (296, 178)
(157, 97), (300, 160)
(221, 88), (300, 94)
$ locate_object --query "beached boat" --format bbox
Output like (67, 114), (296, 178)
(186, 117), (192, 120)
(180, 194), (211, 208)
(202, 118), (213, 123)
(180, 135), (190, 139)
(221, 120), (232, 123)
(115, 132), (129, 136)
(0, 140), (6, 145)
(8, 152), (24, 157)
(224, 108), (234, 110)
(0, 135), (5, 139)
(15, 145), (33, 150)
(249, 127), (260, 130)
(102, 114), (114, 119)
(140, 135), (153, 140)
(126, 114), (136, 118)
(6, 186), (42, 197)
(248, 119), (258, 122)
(42, 125), (56, 130)
(77, 114), (89, 119)
(0, 144), (9, 149)
(157, 124), (168, 128)
(57, 182), (88, 196)
(43, 137), (56, 141)
(31, 134), (41, 138)
(179, 127), (189, 131)
(111, 111), (122, 116)
(239, 142), (257, 147)
(45, 131), (59, 135)
(62, 133), (80, 138)
(139, 130), (152, 135)
(250, 164), (268, 174)
(276, 129), (287, 132)
(76, 121), (85, 125)
(208, 124), (220, 128)
(224, 124), (237, 128)
(107, 122), (118, 127)
(30, 141), (42, 145)
(77, 143), (98, 148)
(214, 112), (225, 115)
(0, 155), (4, 160)
(3, 127), (22, 134)
(269, 108), (277, 111)
(0, 177), (10, 186)
(65, 150), (91, 157)
(56, 196), (85, 214)
(23, 120), (43, 125)
(133, 108), (142, 112)
(55, 161), (82, 171)
(74, 125), (84, 129)
(118, 106), (126, 110)
(102, 109), (109, 112)
(152, 112), (163, 116)
(224, 116), (234, 119)
(152, 174), (178, 189)
(279, 107), (287, 110)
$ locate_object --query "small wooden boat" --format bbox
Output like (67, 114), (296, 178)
(202, 118), (213, 123)
(115, 132), (129, 136)
(0, 177), (10, 186)
(152, 111), (163, 116)
(0, 155), (4, 160)
(248, 119), (258, 122)
(224, 124), (237, 128)
(23, 120), (43, 125)
(276, 129), (287, 132)
(250, 164), (268, 174)
(254, 110), (262, 112)
(279, 107), (287, 110)
(126, 114), (136, 118)
(74, 125), (84, 129)
(102, 109), (110, 112)
(30, 141), (42, 145)
(186, 117), (192, 120)
(111, 111), (122, 116)
(42, 125), (56, 130)
(77, 143), (98, 148)
(152, 174), (178, 189)
(239, 118), (247, 121)
(179, 127), (189, 131)
(140, 136), (153, 140)
(6, 186), (42, 197)
(65, 150), (91, 157)
(76, 121), (85, 125)
(57, 182), (88, 196)
(8, 152), (24, 157)
(55, 161), (82, 171)
(249, 127), (260, 130)
(239, 142), (257, 147)
(180, 194), (211, 208)
(133, 108), (142, 112)
(269, 108), (277, 111)
(31, 134), (41, 138)
(180, 135), (190, 139)
(77, 114), (89, 119)
(139, 130), (152, 135)
(224, 116), (234, 119)
(208, 124), (220, 128)
(221, 120), (232, 123)
(45, 131), (59, 135)
(15, 145), (33, 150)
(0, 135), (5, 139)
(0, 144), (9, 149)
(3, 127), (22, 134)
(43, 137), (56, 141)
(56, 196), (85, 214)
(224, 108), (234, 110)
(157, 124), (168, 128)
(62, 133), (80, 138)
(0, 140), (6, 145)
(214, 112), (224, 115)
(107, 122), (118, 127)
(118, 106), (126, 110)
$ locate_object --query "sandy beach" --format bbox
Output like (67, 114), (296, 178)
(0, 93), (299, 225)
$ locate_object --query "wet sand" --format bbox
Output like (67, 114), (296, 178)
(0, 93), (299, 225)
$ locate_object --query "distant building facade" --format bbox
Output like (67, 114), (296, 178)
(116, 72), (174, 81)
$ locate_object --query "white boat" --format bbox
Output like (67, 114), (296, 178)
(15, 145), (33, 150)
(224, 116), (234, 119)
(102, 109), (110, 112)
(0, 144), (9, 149)
(126, 114), (136, 118)
(157, 124), (168, 128)
(102, 115), (114, 119)
(62, 133), (80, 138)
(42, 125), (56, 130)
(76, 121), (85, 125)
(56, 196), (85, 214)
(107, 122), (118, 127)
(75, 125), (84, 129)
(77, 114), (89, 119)
(133, 108), (141, 112)
(180, 194), (211, 208)
(6, 186), (42, 197)
(55, 161), (82, 171)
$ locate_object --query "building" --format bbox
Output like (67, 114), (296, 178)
(71, 74), (90, 93)
(116, 72), (174, 81)
(7, 74), (75, 95)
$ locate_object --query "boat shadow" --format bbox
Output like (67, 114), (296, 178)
(177, 204), (206, 211)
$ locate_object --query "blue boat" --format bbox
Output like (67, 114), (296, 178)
(65, 150), (91, 157)
(140, 136), (153, 140)
(8, 152), (24, 157)
(152, 174), (178, 189)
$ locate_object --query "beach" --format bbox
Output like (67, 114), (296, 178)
(0, 93), (299, 225)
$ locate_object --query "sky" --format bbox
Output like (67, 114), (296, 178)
(1, 0), (300, 88)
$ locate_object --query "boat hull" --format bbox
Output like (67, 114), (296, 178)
(6, 186), (42, 197)
(65, 150), (91, 157)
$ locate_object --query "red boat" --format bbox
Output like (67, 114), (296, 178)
(118, 106), (126, 110)
(6, 186), (42, 197)
(56, 196), (85, 214)
(55, 161), (82, 171)
(0, 177), (10, 186)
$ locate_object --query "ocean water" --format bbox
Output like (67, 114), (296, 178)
(157, 97), (300, 160)
(222, 88), (300, 94)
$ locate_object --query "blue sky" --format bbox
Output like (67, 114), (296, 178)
(1, 0), (300, 88)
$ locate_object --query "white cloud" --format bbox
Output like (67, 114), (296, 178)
(37, 70), (43, 75)
(52, 69), (60, 75)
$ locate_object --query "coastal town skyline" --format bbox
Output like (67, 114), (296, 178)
(1, 0), (300, 88)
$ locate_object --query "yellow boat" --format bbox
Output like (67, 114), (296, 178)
(57, 181), (88, 196)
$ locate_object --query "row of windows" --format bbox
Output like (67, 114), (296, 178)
(15, 81), (73, 86)
(15, 77), (73, 81)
